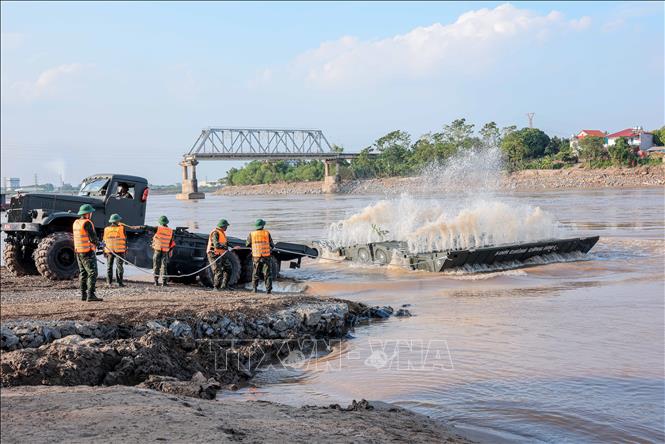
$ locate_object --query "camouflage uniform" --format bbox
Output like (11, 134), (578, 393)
(208, 229), (232, 289)
(76, 220), (99, 299)
(246, 230), (274, 293)
(105, 252), (124, 285)
(152, 250), (170, 285)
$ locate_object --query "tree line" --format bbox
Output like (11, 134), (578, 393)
(224, 120), (664, 185)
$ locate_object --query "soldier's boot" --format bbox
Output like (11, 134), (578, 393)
(87, 291), (104, 302)
(153, 277), (159, 287)
(266, 288), (272, 295)
(117, 279), (125, 288)
(117, 272), (125, 287)
(252, 287), (258, 293)
(162, 280), (169, 287)
(106, 276), (113, 288)
(81, 289), (88, 301)
(220, 277), (230, 290)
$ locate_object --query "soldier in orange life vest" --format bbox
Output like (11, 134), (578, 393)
(207, 219), (233, 290)
(152, 215), (175, 286)
(73, 204), (103, 302)
(103, 213), (128, 287)
(246, 219), (274, 294)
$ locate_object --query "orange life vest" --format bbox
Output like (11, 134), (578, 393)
(250, 229), (271, 258)
(207, 228), (228, 255)
(103, 224), (127, 254)
(153, 226), (175, 252)
(73, 218), (95, 253)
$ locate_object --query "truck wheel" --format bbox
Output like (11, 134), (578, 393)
(241, 256), (280, 283)
(34, 232), (79, 280)
(198, 251), (241, 287)
(355, 247), (371, 263)
(3, 242), (39, 276)
(373, 247), (391, 265)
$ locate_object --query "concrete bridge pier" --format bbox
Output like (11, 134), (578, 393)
(176, 160), (205, 200)
(322, 159), (341, 193)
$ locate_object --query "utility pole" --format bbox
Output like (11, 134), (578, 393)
(526, 113), (535, 129)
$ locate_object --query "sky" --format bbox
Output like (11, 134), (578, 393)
(1, 1), (663, 186)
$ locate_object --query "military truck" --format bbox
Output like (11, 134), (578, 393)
(1, 173), (317, 285)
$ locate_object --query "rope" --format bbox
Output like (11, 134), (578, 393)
(99, 248), (225, 278)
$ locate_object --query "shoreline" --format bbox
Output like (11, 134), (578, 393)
(0, 269), (470, 442)
(215, 165), (665, 196)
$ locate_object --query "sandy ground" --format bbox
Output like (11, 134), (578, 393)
(0, 385), (472, 443)
(0, 270), (340, 324)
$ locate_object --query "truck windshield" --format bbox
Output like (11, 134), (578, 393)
(79, 178), (110, 196)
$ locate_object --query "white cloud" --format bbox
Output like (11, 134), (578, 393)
(263, 3), (591, 89)
(6, 63), (90, 101)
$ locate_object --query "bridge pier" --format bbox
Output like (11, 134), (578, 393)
(322, 159), (341, 193)
(176, 160), (205, 200)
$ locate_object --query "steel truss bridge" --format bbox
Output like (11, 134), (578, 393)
(183, 128), (360, 161)
(177, 128), (369, 199)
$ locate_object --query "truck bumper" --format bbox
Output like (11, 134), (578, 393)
(2, 222), (41, 233)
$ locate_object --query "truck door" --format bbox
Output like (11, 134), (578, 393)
(105, 180), (145, 226)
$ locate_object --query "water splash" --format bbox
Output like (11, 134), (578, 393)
(328, 146), (561, 253)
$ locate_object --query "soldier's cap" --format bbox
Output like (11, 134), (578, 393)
(217, 219), (229, 228)
(109, 214), (122, 223)
(255, 218), (266, 228)
(158, 215), (169, 225)
(78, 204), (95, 215)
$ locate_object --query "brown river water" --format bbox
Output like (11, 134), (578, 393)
(138, 187), (665, 443)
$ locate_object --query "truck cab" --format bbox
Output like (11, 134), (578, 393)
(2, 174), (149, 280)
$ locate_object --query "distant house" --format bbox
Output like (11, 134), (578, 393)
(569, 129), (607, 153)
(606, 127), (654, 151)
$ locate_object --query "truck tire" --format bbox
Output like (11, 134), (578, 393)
(34, 232), (79, 280)
(355, 247), (371, 263)
(198, 251), (241, 288)
(373, 247), (391, 265)
(241, 255), (280, 283)
(3, 242), (39, 276)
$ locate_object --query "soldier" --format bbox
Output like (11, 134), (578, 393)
(103, 213), (127, 287)
(207, 219), (233, 291)
(73, 204), (103, 302)
(152, 215), (175, 286)
(246, 218), (274, 294)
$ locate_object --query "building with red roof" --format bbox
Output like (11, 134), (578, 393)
(606, 127), (654, 151)
(569, 129), (607, 153)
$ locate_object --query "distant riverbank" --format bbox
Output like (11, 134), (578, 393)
(216, 165), (665, 196)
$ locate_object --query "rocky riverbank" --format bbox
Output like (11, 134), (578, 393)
(215, 165), (665, 196)
(0, 268), (468, 442)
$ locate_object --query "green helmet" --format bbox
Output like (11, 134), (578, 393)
(77, 204), (95, 216)
(217, 219), (229, 228)
(255, 218), (266, 228)
(158, 215), (169, 226)
(108, 214), (122, 223)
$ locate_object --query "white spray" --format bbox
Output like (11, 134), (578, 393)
(327, 146), (561, 253)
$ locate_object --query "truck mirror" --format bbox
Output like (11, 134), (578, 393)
(141, 187), (150, 202)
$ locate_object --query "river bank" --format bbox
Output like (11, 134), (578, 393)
(0, 268), (469, 442)
(216, 165), (665, 196)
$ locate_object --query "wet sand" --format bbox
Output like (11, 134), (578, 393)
(1, 385), (472, 444)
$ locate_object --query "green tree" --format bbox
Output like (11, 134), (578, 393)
(500, 131), (528, 168)
(480, 121), (501, 148)
(578, 136), (606, 164)
(350, 147), (379, 179)
(608, 137), (636, 166)
(545, 136), (567, 156)
(438, 118), (478, 151)
(651, 126), (665, 146)
(373, 130), (412, 177)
